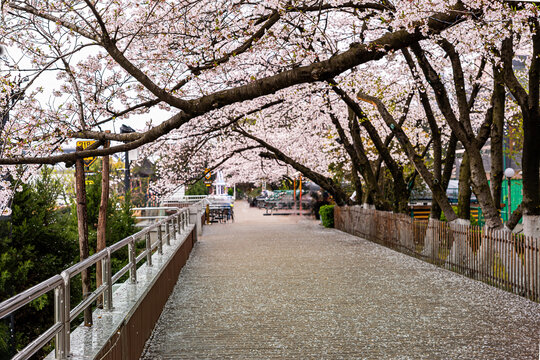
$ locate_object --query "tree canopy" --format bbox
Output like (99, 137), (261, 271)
(0, 0), (539, 231)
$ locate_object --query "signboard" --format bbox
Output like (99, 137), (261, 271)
(204, 169), (212, 187)
(76, 140), (98, 168)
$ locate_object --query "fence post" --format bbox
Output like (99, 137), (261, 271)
(103, 249), (113, 310)
(158, 223), (163, 255)
(60, 271), (71, 358)
(172, 217), (177, 239)
(183, 211), (187, 231)
(54, 283), (66, 360)
(166, 220), (171, 245)
(146, 232), (152, 267)
(128, 237), (137, 284)
(189, 206), (199, 243)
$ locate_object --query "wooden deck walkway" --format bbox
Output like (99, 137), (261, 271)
(141, 201), (540, 359)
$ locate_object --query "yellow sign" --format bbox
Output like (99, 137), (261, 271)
(76, 141), (97, 168)
(85, 180), (94, 185)
(204, 168), (212, 186)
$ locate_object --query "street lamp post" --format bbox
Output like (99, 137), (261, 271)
(120, 124), (135, 195)
(504, 167), (515, 223)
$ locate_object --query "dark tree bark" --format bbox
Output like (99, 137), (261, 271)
(331, 84), (409, 213)
(410, 42), (501, 229)
(441, 134), (458, 194)
(457, 152), (472, 220)
(507, 204), (523, 231)
(490, 66), (506, 212)
(350, 162), (364, 205)
(356, 91), (458, 221)
(501, 23), (540, 235)
(327, 108), (387, 209)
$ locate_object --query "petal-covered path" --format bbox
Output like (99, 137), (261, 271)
(141, 202), (540, 359)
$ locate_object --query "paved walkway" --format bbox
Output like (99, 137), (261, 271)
(141, 201), (540, 359)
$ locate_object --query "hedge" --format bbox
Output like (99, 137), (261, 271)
(319, 205), (335, 228)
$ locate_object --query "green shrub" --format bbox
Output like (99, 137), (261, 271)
(319, 205), (335, 228)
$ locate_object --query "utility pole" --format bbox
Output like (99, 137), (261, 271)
(75, 145), (92, 326)
(299, 174), (303, 213)
(96, 133), (110, 307)
(120, 124), (135, 195)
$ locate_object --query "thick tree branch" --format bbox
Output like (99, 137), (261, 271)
(501, 37), (529, 109)
(0, 3), (476, 165)
(235, 128), (350, 205)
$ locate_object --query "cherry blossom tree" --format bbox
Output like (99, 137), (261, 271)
(0, 0), (537, 235)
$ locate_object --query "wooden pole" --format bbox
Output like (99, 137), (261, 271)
(75, 146), (92, 326)
(96, 135), (110, 307)
(293, 178), (296, 211)
(299, 175), (303, 213)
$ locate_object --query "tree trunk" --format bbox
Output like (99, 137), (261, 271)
(96, 139), (109, 307)
(351, 162), (363, 205)
(331, 84), (408, 213)
(410, 42), (502, 230)
(501, 28), (540, 237)
(328, 108), (387, 209)
(356, 91), (458, 222)
(457, 152), (471, 220)
(75, 148), (92, 326)
(490, 67), (505, 213)
(521, 104), (540, 235)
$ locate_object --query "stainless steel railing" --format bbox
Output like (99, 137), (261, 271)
(0, 200), (204, 360)
(161, 195), (208, 206)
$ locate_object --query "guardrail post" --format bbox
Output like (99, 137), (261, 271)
(181, 212), (186, 232)
(60, 271), (71, 358)
(128, 238), (137, 284)
(197, 204), (202, 237)
(166, 220), (171, 245)
(158, 223), (163, 255)
(189, 206), (199, 242)
(184, 210), (188, 229)
(54, 283), (67, 359)
(145, 232), (153, 267)
(172, 218), (177, 239)
(103, 249), (113, 310)
(176, 214), (181, 234)
(178, 212), (183, 233)
(180, 212), (183, 232)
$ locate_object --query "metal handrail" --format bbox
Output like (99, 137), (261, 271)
(0, 199), (207, 360)
(161, 195), (208, 204)
(0, 275), (63, 319)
